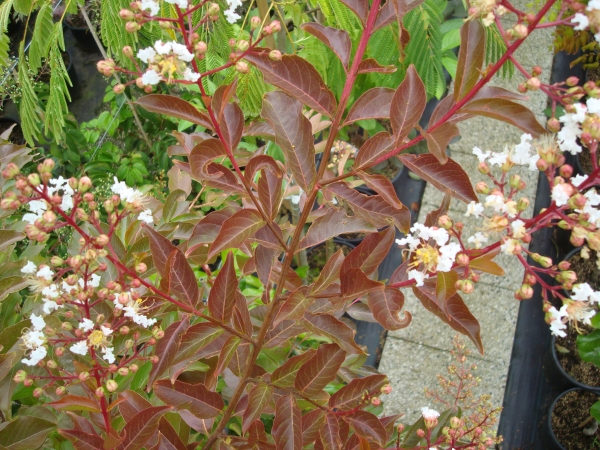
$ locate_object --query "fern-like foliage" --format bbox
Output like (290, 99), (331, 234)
(17, 44), (41, 144)
(485, 23), (513, 78)
(28, 2), (53, 72)
(404, 0), (446, 99)
(237, 67), (270, 117)
(364, 25), (406, 91)
(101, 0), (139, 68)
(0, 0), (13, 69)
(43, 24), (72, 143)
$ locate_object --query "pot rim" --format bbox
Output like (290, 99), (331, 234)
(550, 335), (600, 393)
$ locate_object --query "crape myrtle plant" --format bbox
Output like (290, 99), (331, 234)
(4, 0), (600, 447)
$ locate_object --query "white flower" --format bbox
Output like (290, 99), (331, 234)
(183, 67), (200, 82)
(588, 98), (600, 115)
(36, 266), (54, 281)
(171, 42), (194, 62)
(485, 194), (506, 213)
(30, 313), (45, 331)
(140, 0), (159, 15)
(22, 346), (47, 366)
(89, 274), (102, 288)
(165, 0), (189, 6)
(437, 242), (461, 272)
(591, 291), (600, 304)
(397, 235), (420, 250)
(408, 269), (426, 287)
(552, 184), (572, 207)
(42, 299), (61, 315)
(137, 47), (157, 64)
(500, 238), (520, 255)
(558, 104), (586, 155)
(465, 201), (484, 217)
(573, 12), (590, 30)
(79, 318), (95, 332)
(549, 313), (567, 338)
(421, 407), (440, 420)
(224, 8), (241, 23)
(138, 209), (154, 224)
(510, 134), (539, 170)
(142, 69), (161, 86)
(411, 223), (449, 246)
(21, 261), (37, 274)
(102, 347), (116, 364)
(588, 0), (600, 11)
(22, 213), (39, 224)
(42, 285), (58, 303)
(29, 200), (47, 215)
(488, 149), (509, 166)
(70, 340), (89, 356)
(101, 326), (113, 336)
(154, 40), (172, 55)
(111, 177), (145, 204)
(511, 219), (526, 239)
(472, 147), (491, 162)
(572, 283), (595, 301)
(586, 189), (600, 206)
(571, 174), (589, 187)
(467, 232), (488, 249)
(22, 330), (45, 349)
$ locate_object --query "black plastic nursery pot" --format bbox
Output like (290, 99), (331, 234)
(546, 335), (600, 396)
(64, 13), (99, 52)
(0, 117), (26, 145)
(540, 388), (600, 450)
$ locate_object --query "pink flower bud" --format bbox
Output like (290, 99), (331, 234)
(95, 234), (110, 247)
(380, 384), (392, 395)
(33, 388), (43, 398)
(150, 355), (159, 364)
(118, 367), (130, 376)
(130, 1), (142, 11)
(371, 397), (381, 406)
(136, 262), (147, 273)
(95, 387), (105, 398)
(13, 370), (27, 383)
(547, 117), (560, 132)
(525, 77), (541, 90)
(235, 61), (250, 74)
(113, 84), (126, 95)
(79, 371), (90, 381)
(251, 16), (261, 29)
(532, 65), (542, 76)
(55, 347), (65, 356)
(106, 380), (118, 392)
(55, 386), (66, 395)
(513, 23), (528, 38)
(566, 76), (579, 87)
(270, 20), (281, 32)
(416, 429), (425, 437)
(269, 49), (283, 61)
(456, 254), (470, 266)
(536, 158), (549, 171)
(207, 3), (220, 15)
(120, 9), (135, 20)
(397, 424), (405, 433)
(195, 41), (208, 55)
(236, 40), (250, 52)
(517, 83), (527, 93)
(126, 21), (141, 33)
(129, 364), (139, 373)
(477, 161), (490, 175)
(2, 163), (20, 179)
(23, 378), (33, 387)
(263, 25), (273, 35)
(27, 173), (41, 186)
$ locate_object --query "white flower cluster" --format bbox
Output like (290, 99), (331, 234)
(141, 0), (189, 16)
(572, 0), (600, 43)
(555, 99), (600, 155)
(70, 321), (115, 364)
(111, 177), (154, 223)
(21, 313), (47, 366)
(421, 406), (440, 420)
(114, 291), (158, 328)
(548, 282), (600, 337)
(224, 0), (242, 23)
(137, 40), (199, 85)
(23, 177), (75, 224)
(396, 224), (461, 286)
(473, 133), (539, 171)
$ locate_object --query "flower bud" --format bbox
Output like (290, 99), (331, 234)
(125, 339), (134, 349)
(95, 234), (110, 247)
(525, 77), (540, 91)
(95, 387), (105, 397)
(207, 2), (220, 14)
(371, 397), (381, 406)
(33, 387), (43, 398)
(144, 85), (153, 94)
(416, 429), (425, 437)
(194, 41), (208, 56)
(270, 20), (281, 32)
(438, 215), (453, 229)
(129, 364), (139, 373)
(27, 173), (41, 187)
(120, 9), (135, 20)
(79, 371), (90, 381)
(236, 40), (250, 52)
(532, 65), (542, 76)
(517, 83), (527, 93)
(397, 423), (405, 433)
(2, 163), (20, 179)
(460, 280), (474, 294)
(475, 182), (490, 195)
(478, 162), (490, 175)
(518, 284), (534, 299)
(106, 380), (118, 392)
(235, 61), (250, 74)
(135, 262), (147, 273)
(547, 117), (560, 132)
(513, 23), (528, 39)
(509, 174), (522, 189)
(456, 253), (470, 266)
(46, 359), (58, 369)
(263, 25), (273, 35)
(150, 355), (159, 364)
(536, 158), (549, 171)
(558, 260), (571, 271)
(380, 384), (392, 395)
(450, 416), (461, 428)
(13, 370), (27, 383)
(250, 16), (261, 29)
(23, 378), (33, 386)
(269, 49), (283, 61)
(126, 21), (141, 33)
(55, 347), (65, 356)
(56, 386), (66, 395)
(566, 76), (579, 87)
(118, 367), (130, 376)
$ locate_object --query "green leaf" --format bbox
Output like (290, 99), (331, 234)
(441, 28), (461, 52)
(12, 0), (32, 15)
(131, 361), (153, 391)
(0, 416), (56, 450)
(591, 401), (600, 423)
(485, 23), (513, 78)
(0, 1), (13, 33)
(18, 44), (41, 145)
(28, 3), (54, 71)
(577, 330), (600, 368)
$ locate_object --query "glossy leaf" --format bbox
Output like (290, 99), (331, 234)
(461, 98), (546, 137)
(311, 249), (346, 295)
(357, 58), (397, 74)
(320, 415), (341, 450)
(274, 286), (313, 325)
(148, 318), (190, 388)
(344, 88), (395, 126)
(220, 103), (244, 151)
(117, 406), (172, 450)
(298, 209), (377, 250)
(272, 350), (316, 388)
(153, 380), (224, 419)
(0, 353), (14, 382)
(208, 210), (264, 260)
(454, 20), (485, 101)
(327, 182), (411, 232)
(242, 384), (273, 433)
(48, 395), (101, 413)
(423, 122), (459, 164)
(390, 65), (426, 142)
(469, 250), (505, 276)
(245, 52), (336, 116)
(436, 270), (458, 303)
(356, 171), (404, 209)
(0, 231), (25, 252)
(340, 268), (384, 299)
(367, 287), (412, 330)
(258, 166), (284, 221)
(0, 416), (56, 450)
(413, 287), (483, 354)
(342, 228), (395, 277)
(340, 0), (368, 22)
(164, 249), (199, 307)
(59, 429), (104, 450)
(261, 91), (317, 192)
(174, 323), (224, 365)
(136, 95), (213, 129)
(264, 320), (306, 348)
(330, 374), (388, 411)
(295, 343), (346, 396)
(215, 335), (242, 376)
(343, 411), (387, 446)
(399, 154), (477, 203)
(189, 139), (226, 180)
(208, 252), (238, 322)
(301, 23), (351, 68)
(302, 410), (326, 447)
(203, 162), (245, 194)
(272, 395), (303, 450)
(142, 225), (176, 278)
(244, 154), (283, 183)
(354, 132), (395, 169)
(303, 312), (364, 355)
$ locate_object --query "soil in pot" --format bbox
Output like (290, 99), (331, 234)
(551, 389), (599, 449)
(578, 146), (599, 174)
(66, 12), (88, 29)
(568, 249), (600, 291)
(307, 241), (353, 283)
(0, 120), (25, 145)
(556, 324), (600, 388)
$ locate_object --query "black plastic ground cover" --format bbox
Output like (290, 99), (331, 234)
(496, 51), (585, 449)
